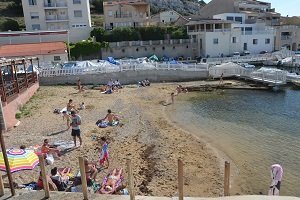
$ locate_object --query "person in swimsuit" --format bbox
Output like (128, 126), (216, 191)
(62, 111), (71, 130)
(67, 99), (78, 112)
(84, 158), (98, 181)
(100, 168), (123, 194)
(101, 109), (119, 126)
(41, 139), (60, 157)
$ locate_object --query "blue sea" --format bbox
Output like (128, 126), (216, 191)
(167, 87), (300, 196)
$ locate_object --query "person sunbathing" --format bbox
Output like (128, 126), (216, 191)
(50, 167), (70, 191)
(41, 139), (61, 157)
(101, 109), (120, 126)
(100, 168), (123, 194)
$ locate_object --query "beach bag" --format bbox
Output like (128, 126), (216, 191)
(45, 154), (54, 165)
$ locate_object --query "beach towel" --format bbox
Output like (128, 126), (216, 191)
(268, 164), (283, 196)
(96, 120), (108, 128)
(99, 142), (109, 166)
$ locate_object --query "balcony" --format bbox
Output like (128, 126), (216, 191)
(44, 2), (67, 8)
(281, 36), (292, 41)
(114, 13), (132, 18)
(45, 15), (69, 21)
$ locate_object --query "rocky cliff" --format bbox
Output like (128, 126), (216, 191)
(147, 0), (206, 15)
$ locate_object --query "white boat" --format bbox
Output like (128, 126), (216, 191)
(239, 63), (255, 68)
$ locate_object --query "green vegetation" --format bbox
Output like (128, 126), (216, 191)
(15, 105), (31, 119)
(70, 39), (109, 59)
(0, 1), (24, 31)
(90, 26), (188, 43)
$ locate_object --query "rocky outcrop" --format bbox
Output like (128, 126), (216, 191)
(147, 0), (206, 15)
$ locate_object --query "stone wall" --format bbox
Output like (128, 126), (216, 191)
(39, 70), (209, 85)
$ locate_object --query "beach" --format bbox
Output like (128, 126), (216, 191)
(1, 82), (223, 197)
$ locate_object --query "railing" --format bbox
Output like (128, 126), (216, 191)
(0, 72), (38, 102)
(39, 63), (209, 77)
(205, 54), (273, 65)
(44, 2), (67, 7)
(114, 13), (132, 18)
(45, 15), (69, 21)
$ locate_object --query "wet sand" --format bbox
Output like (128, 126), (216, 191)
(1, 83), (223, 197)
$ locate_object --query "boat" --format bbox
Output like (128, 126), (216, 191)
(239, 63), (255, 68)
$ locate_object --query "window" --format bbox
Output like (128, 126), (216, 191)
(108, 11), (113, 17)
(73, 0), (81, 4)
(253, 39), (258, 45)
(32, 24), (40, 30)
(232, 37), (236, 43)
(74, 10), (82, 17)
(235, 17), (243, 23)
(30, 12), (39, 19)
(245, 27), (253, 35)
(54, 56), (61, 61)
(28, 0), (37, 5)
(162, 46), (165, 50)
(226, 16), (234, 21)
(213, 38), (218, 44)
(265, 38), (270, 44)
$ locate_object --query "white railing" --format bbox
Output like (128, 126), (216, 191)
(39, 63), (209, 77)
(205, 54), (273, 64)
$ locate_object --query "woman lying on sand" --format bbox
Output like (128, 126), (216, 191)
(99, 168), (123, 194)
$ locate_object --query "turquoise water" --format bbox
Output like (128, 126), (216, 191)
(167, 88), (300, 196)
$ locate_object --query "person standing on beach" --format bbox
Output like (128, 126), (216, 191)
(70, 111), (82, 147)
(171, 92), (175, 104)
(99, 137), (109, 168)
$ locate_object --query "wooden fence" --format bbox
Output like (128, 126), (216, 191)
(0, 58), (39, 102)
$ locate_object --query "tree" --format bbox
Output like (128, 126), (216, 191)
(170, 27), (188, 39)
(1, 19), (20, 31)
(70, 41), (103, 59)
(90, 27), (106, 42)
(6, 0), (23, 16)
(91, 0), (104, 14)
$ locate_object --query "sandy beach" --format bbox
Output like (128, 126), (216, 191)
(1, 82), (223, 197)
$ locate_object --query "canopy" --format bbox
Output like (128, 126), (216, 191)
(0, 149), (39, 173)
(149, 55), (158, 61)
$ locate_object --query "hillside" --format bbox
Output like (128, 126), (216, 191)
(281, 16), (300, 26)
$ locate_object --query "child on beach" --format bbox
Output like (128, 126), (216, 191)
(62, 111), (71, 131)
(79, 102), (85, 110)
(99, 137), (109, 168)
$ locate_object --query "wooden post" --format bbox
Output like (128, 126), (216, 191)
(38, 155), (50, 198)
(126, 159), (135, 200)
(12, 61), (19, 93)
(178, 159), (184, 200)
(0, 126), (15, 196)
(79, 157), (88, 200)
(0, 175), (4, 196)
(0, 67), (6, 102)
(224, 161), (230, 196)
(23, 59), (28, 88)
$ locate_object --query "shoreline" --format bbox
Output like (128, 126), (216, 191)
(2, 83), (224, 197)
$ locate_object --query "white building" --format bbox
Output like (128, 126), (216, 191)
(21, 0), (92, 42)
(186, 13), (275, 58)
(150, 10), (181, 26)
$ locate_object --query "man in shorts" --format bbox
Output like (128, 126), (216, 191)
(71, 111), (82, 147)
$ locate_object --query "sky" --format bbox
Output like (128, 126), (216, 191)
(204, 0), (300, 17)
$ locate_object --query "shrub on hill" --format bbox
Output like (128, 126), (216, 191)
(0, 19), (20, 31)
(90, 26), (188, 42)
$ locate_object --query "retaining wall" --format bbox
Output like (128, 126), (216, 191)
(2, 82), (39, 130)
(39, 70), (209, 85)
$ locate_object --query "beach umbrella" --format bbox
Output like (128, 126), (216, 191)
(0, 149), (39, 173)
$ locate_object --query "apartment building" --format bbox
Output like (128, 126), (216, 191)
(149, 10), (181, 26)
(21, 0), (92, 42)
(103, 0), (150, 30)
(199, 0), (280, 26)
(275, 25), (300, 51)
(186, 13), (275, 57)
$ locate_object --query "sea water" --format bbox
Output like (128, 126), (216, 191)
(167, 88), (300, 196)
